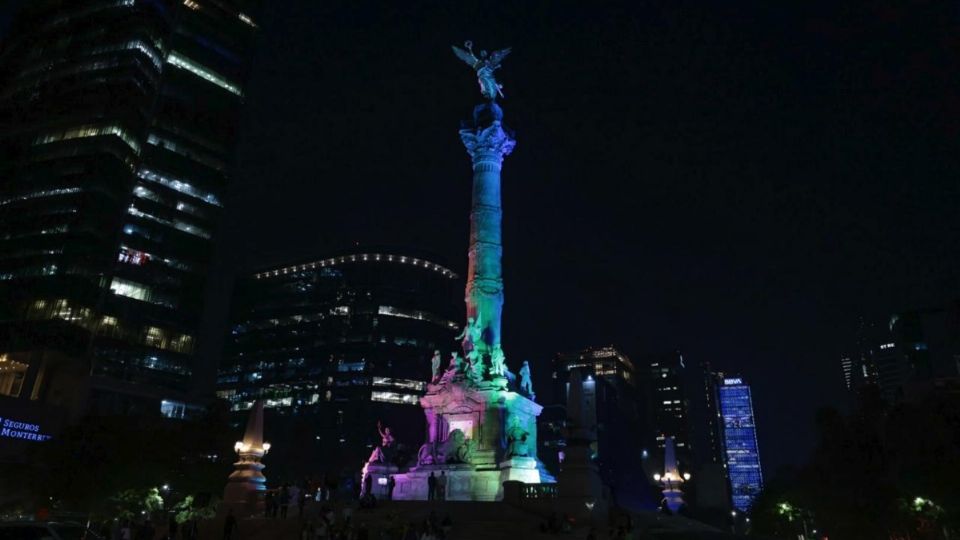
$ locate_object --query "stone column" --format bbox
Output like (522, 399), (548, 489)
(459, 102), (516, 356)
(222, 400), (270, 516)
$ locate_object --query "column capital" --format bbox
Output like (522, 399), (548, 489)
(460, 121), (516, 166)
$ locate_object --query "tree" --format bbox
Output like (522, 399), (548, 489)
(19, 404), (236, 519)
(750, 386), (960, 539)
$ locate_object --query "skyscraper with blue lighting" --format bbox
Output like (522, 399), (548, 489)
(715, 375), (763, 512)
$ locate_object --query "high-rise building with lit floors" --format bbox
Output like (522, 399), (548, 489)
(217, 249), (460, 481)
(643, 350), (693, 469)
(714, 375), (763, 512)
(550, 346), (656, 509)
(0, 0), (259, 419)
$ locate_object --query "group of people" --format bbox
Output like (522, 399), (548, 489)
(425, 471), (448, 501)
(293, 503), (456, 540)
(91, 515), (200, 540)
(264, 483), (307, 519)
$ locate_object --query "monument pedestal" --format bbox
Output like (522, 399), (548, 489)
(386, 378), (554, 501)
(361, 463), (399, 500)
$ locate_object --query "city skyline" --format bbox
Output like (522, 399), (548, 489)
(1, 0), (956, 484)
(207, 0), (959, 477)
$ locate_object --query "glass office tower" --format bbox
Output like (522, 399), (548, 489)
(0, 0), (259, 417)
(217, 249), (460, 480)
(716, 376), (763, 512)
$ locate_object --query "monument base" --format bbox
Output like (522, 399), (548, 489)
(389, 458), (553, 502)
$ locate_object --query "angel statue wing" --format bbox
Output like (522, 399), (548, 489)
(452, 44), (479, 68)
(486, 47), (512, 68)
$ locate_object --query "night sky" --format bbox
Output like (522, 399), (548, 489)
(8, 1), (957, 475)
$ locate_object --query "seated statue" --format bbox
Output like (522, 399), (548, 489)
(505, 417), (530, 458)
(367, 421), (396, 464)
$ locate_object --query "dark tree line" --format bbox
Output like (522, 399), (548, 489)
(750, 387), (960, 539)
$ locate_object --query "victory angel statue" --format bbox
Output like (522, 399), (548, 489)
(452, 41), (512, 100)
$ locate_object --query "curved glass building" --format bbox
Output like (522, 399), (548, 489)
(217, 249), (461, 481)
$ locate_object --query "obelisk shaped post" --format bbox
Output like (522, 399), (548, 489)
(459, 103), (515, 359)
(222, 399), (270, 516)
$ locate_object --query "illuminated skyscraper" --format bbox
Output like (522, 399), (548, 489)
(713, 375), (763, 512)
(644, 350), (693, 468)
(0, 1), (259, 417)
(217, 249), (460, 479)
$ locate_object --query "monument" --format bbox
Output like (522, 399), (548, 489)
(222, 400), (271, 516)
(655, 436), (690, 513)
(361, 43), (555, 501)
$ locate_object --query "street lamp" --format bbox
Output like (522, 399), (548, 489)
(682, 472), (691, 481)
(653, 473), (661, 482)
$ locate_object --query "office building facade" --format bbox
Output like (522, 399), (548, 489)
(551, 346), (656, 509)
(644, 350), (693, 469)
(0, 0), (258, 418)
(845, 305), (960, 404)
(217, 249), (460, 480)
(710, 374), (763, 512)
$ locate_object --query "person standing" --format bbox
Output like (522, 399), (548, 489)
(363, 473), (373, 498)
(427, 472), (436, 501)
(280, 484), (291, 519)
(387, 476), (396, 501)
(222, 510), (237, 540)
(264, 490), (274, 518)
(288, 484), (301, 517)
(438, 472), (447, 501)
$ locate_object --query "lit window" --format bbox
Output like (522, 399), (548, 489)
(0, 187), (81, 207)
(166, 51), (242, 96)
(137, 168), (222, 206)
(238, 12), (257, 27)
(170, 334), (194, 354)
(118, 246), (150, 266)
(144, 326), (167, 348)
(127, 204), (211, 238)
(372, 377), (425, 391)
(34, 124), (140, 154)
(0, 354), (28, 398)
(377, 305), (458, 329)
(109, 277), (152, 302)
(371, 391), (420, 405)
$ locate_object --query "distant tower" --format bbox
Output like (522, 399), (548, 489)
(715, 376), (763, 512)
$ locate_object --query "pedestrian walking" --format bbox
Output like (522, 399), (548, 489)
(387, 475), (396, 501)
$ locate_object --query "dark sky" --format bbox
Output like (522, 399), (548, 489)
(211, 0), (960, 475)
